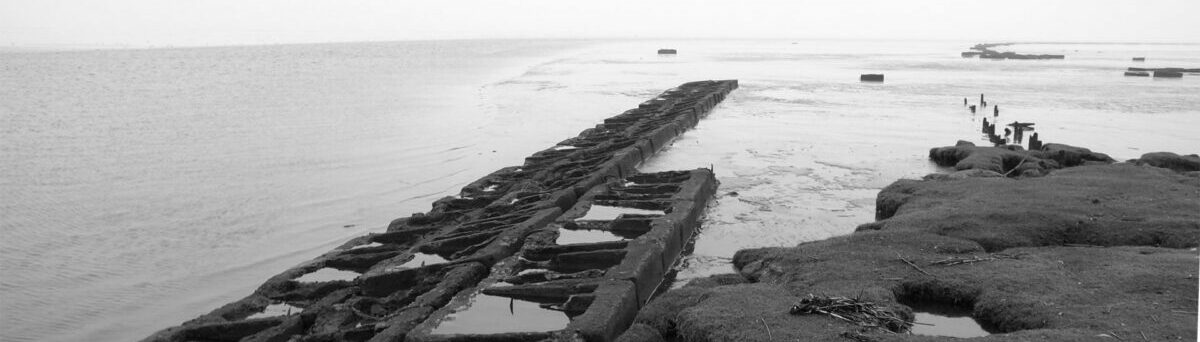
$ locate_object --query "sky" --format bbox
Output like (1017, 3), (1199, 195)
(2, 0), (1199, 48)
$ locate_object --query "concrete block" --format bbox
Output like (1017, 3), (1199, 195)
(603, 242), (664, 306)
(412, 262), (488, 308)
(564, 281), (640, 342)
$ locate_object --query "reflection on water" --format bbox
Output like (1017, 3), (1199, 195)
(400, 253), (450, 269)
(556, 228), (628, 245)
(245, 303), (303, 320)
(430, 292), (570, 335)
(904, 301), (993, 338)
(575, 205), (665, 221)
(293, 268), (360, 283)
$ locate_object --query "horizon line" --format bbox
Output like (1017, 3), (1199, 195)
(5, 37), (1200, 52)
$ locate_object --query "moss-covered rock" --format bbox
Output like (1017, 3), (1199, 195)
(1134, 152), (1200, 172)
(630, 148), (1198, 342)
(869, 164), (1200, 251)
(632, 230), (1197, 341)
(928, 142), (1117, 177)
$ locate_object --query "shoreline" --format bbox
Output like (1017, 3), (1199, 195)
(627, 143), (1198, 341)
(6, 39), (1198, 342)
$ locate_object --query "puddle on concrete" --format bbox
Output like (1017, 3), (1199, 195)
(246, 303), (303, 320)
(400, 253), (450, 269)
(556, 228), (629, 245)
(576, 205), (665, 221)
(349, 242), (383, 250)
(905, 301), (993, 338)
(294, 268), (360, 283)
(430, 292), (570, 335)
(517, 268), (551, 276)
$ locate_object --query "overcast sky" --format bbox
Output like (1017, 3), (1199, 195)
(2, 0), (1198, 48)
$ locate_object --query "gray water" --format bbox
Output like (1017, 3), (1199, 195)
(2, 39), (1198, 342)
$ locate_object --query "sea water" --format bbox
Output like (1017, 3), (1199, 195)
(2, 39), (1198, 342)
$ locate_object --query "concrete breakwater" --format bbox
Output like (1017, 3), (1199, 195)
(143, 80), (737, 342)
(963, 43), (1065, 60)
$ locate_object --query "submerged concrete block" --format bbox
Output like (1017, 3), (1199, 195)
(1154, 70), (1184, 78)
(860, 74), (884, 82)
(604, 242), (665, 306)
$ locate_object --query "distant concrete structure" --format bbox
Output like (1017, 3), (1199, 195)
(860, 74), (884, 82)
(1153, 71), (1184, 78)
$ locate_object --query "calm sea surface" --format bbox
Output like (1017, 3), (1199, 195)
(2, 39), (1198, 342)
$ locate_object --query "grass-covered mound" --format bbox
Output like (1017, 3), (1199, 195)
(625, 232), (1196, 341)
(929, 142), (1115, 177)
(620, 153), (1198, 342)
(866, 163), (1200, 251)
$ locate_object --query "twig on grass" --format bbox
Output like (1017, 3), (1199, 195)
(896, 253), (931, 276)
(790, 294), (911, 333)
(760, 317), (773, 339)
(1002, 155), (1031, 177)
(929, 253), (1022, 266)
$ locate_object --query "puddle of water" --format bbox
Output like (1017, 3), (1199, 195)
(483, 185), (499, 192)
(400, 253), (450, 269)
(553, 145), (578, 151)
(349, 242), (383, 250)
(556, 228), (628, 245)
(430, 293), (570, 335)
(576, 205), (665, 221)
(294, 268), (361, 283)
(518, 268), (551, 276)
(905, 301), (992, 338)
(246, 303), (303, 320)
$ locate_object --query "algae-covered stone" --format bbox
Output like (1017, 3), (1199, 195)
(640, 147), (1197, 341)
(638, 230), (1197, 341)
(1135, 151), (1200, 172)
(873, 164), (1200, 251)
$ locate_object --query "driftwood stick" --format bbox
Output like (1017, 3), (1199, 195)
(760, 317), (772, 339)
(1003, 155), (1030, 177)
(897, 253), (931, 275)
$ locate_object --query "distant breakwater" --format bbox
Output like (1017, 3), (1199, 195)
(143, 80), (738, 342)
(961, 43), (1065, 60)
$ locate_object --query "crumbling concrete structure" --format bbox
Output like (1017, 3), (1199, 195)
(143, 80), (737, 342)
